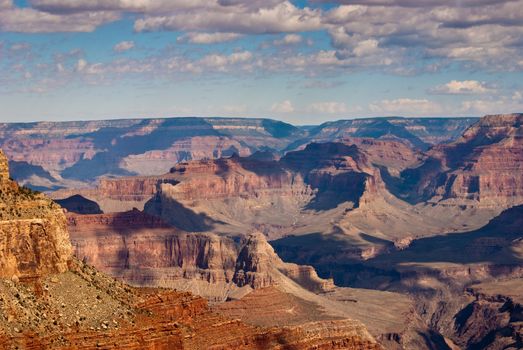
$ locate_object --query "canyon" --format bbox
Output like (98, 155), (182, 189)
(3, 114), (523, 349)
(0, 117), (476, 191)
(0, 148), (384, 349)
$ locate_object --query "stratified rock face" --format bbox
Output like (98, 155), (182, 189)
(233, 233), (335, 293)
(0, 259), (381, 350)
(68, 211), (239, 288)
(282, 142), (385, 210)
(403, 114), (523, 208)
(2, 116), (476, 191)
(0, 149), (381, 350)
(0, 149), (72, 279)
(0, 117), (305, 190)
(68, 211), (334, 298)
(166, 155), (301, 201)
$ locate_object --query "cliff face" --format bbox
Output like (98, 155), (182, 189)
(233, 233), (336, 292)
(141, 142), (385, 233)
(0, 150), (72, 280)
(452, 280), (523, 350)
(403, 114), (523, 208)
(68, 211), (334, 299)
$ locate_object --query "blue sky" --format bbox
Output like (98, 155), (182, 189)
(0, 0), (522, 124)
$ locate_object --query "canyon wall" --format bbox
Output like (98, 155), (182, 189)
(1, 116), (477, 191)
(68, 211), (334, 300)
(0, 150), (72, 280)
(402, 114), (523, 208)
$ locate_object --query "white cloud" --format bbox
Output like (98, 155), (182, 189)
(0, 8), (119, 32)
(113, 40), (134, 52)
(134, 2), (322, 34)
(76, 58), (88, 72)
(177, 32), (242, 44)
(353, 39), (379, 57)
(430, 80), (494, 95)
(197, 51), (253, 71)
(271, 100), (295, 113)
(274, 34), (302, 45)
(369, 98), (444, 115)
(308, 101), (348, 114)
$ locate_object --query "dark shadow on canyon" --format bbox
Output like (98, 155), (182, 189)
(272, 205), (523, 289)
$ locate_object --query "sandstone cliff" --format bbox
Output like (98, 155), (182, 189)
(0, 150), (72, 280)
(68, 211), (334, 300)
(401, 114), (523, 208)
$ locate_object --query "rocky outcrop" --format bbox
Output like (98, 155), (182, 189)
(401, 114), (523, 208)
(233, 233), (335, 293)
(0, 150), (9, 181)
(448, 280), (523, 350)
(142, 142), (386, 233)
(68, 211), (334, 298)
(0, 150), (72, 279)
(282, 142), (385, 209)
(0, 259), (382, 350)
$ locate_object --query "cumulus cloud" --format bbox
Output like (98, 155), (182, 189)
(313, 0), (514, 7)
(2, 0), (523, 101)
(322, 1), (523, 71)
(0, 8), (119, 32)
(134, 2), (322, 34)
(271, 100), (295, 113)
(430, 80), (494, 95)
(177, 32), (242, 44)
(113, 40), (135, 52)
(369, 98), (444, 116)
(274, 34), (302, 45)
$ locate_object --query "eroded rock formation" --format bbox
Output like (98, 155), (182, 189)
(0, 150), (72, 280)
(402, 114), (523, 208)
(68, 211), (334, 300)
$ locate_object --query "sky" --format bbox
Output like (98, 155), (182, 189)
(0, 0), (522, 124)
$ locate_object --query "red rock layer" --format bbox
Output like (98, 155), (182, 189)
(407, 114), (523, 207)
(68, 212), (335, 294)
(0, 150), (72, 279)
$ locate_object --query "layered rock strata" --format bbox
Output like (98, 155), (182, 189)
(402, 114), (523, 208)
(0, 150), (72, 280)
